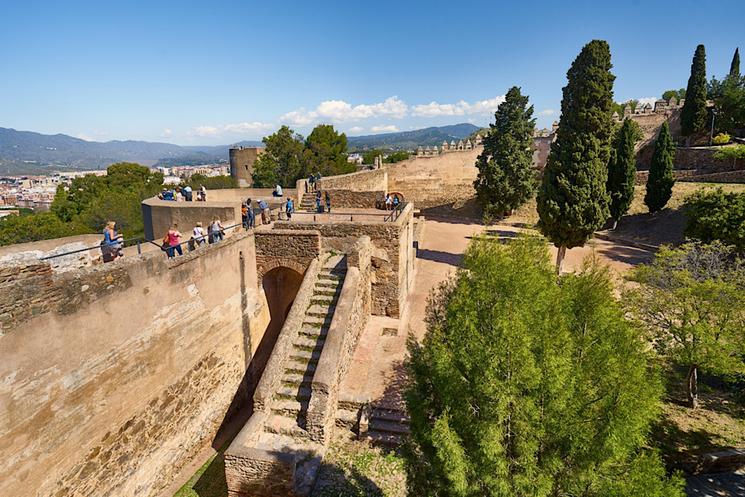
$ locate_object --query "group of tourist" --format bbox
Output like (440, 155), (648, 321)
(384, 193), (401, 210)
(160, 218), (226, 258)
(315, 190), (331, 213)
(307, 171), (322, 192)
(158, 185), (207, 202)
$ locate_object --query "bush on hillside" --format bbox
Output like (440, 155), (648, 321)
(684, 188), (745, 251)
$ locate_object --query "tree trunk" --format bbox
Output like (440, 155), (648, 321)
(611, 218), (618, 231)
(555, 245), (567, 274)
(686, 364), (698, 409)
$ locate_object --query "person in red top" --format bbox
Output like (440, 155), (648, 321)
(166, 224), (182, 258)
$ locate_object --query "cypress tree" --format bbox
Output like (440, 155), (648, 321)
(644, 121), (676, 212)
(537, 40), (615, 272)
(474, 86), (537, 221)
(729, 47), (740, 79)
(607, 119), (642, 229)
(680, 44), (708, 138)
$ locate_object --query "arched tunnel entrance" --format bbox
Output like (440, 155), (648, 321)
(252, 266), (304, 381)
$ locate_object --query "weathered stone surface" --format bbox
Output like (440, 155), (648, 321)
(0, 231), (267, 497)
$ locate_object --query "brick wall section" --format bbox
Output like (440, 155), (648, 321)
(317, 168), (387, 192)
(254, 229), (321, 281)
(0, 231), (270, 497)
(324, 189), (385, 209)
(224, 431), (296, 497)
(275, 204), (414, 317)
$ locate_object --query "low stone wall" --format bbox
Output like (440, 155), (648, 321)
(0, 231), (270, 497)
(307, 238), (372, 443)
(325, 189), (385, 209)
(317, 168), (387, 192)
(635, 168), (745, 185)
(141, 197), (240, 240)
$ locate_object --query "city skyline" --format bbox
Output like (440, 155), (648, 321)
(1, 0), (743, 145)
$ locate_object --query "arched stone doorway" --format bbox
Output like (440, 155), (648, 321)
(251, 266), (304, 381)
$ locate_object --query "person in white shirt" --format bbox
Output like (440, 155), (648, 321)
(273, 184), (283, 197)
(193, 222), (206, 246)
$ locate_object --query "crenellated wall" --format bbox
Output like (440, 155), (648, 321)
(0, 232), (272, 497)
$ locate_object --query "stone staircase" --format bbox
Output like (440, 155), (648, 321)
(299, 193), (319, 213)
(257, 254), (347, 494)
(365, 405), (410, 447)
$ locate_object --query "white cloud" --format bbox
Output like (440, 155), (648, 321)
(538, 109), (555, 116)
(191, 126), (221, 137)
(223, 121), (274, 134)
(370, 125), (399, 133)
(636, 96), (658, 107)
(162, 128), (173, 137)
(281, 96), (408, 126)
(76, 133), (93, 141)
(411, 95), (506, 117)
(348, 126), (364, 134)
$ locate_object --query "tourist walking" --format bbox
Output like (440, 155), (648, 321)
(246, 199), (255, 228)
(199, 185), (207, 201)
(258, 199), (269, 224)
(315, 190), (322, 213)
(241, 203), (249, 228)
(193, 222), (206, 247)
(210, 218), (224, 243)
(308, 174), (315, 192)
(325, 191), (331, 213)
(165, 224), (183, 258)
(286, 197), (294, 220)
(183, 184), (193, 201)
(385, 193), (392, 210)
(393, 194), (400, 209)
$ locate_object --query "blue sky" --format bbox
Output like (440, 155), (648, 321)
(1, 0), (743, 145)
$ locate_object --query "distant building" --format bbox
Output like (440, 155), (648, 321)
(229, 147), (264, 187)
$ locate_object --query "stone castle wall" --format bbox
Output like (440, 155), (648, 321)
(0, 232), (271, 497)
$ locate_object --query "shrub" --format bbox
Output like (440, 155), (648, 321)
(712, 132), (731, 145)
(684, 188), (745, 251)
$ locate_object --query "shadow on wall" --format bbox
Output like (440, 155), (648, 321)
(419, 196), (483, 224)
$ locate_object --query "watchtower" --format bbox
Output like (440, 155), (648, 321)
(229, 146), (263, 187)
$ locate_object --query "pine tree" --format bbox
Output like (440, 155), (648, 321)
(474, 86), (537, 221)
(537, 40), (615, 272)
(405, 236), (684, 497)
(644, 121), (676, 212)
(607, 119), (642, 229)
(729, 47), (740, 79)
(251, 125), (306, 187)
(680, 44), (708, 138)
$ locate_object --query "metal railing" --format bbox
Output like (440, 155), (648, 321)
(39, 222), (245, 261)
(384, 202), (406, 222)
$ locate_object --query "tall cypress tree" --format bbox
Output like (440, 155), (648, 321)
(474, 86), (537, 221)
(681, 44), (708, 138)
(537, 40), (615, 272)
(644, 121), (676, 213)
(729, 47), (740, 79)
(607, 119), (641, 229)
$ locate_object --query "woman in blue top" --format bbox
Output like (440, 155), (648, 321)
(101, 221), (120, 262)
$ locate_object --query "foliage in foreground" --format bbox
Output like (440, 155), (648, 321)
(626, 241), (745, 408)
(405, 236), (683, 497)
(474, 86), (536, 221)
(684, 188), (745, 251)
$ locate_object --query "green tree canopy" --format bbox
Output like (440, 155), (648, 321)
(384, 150), (410, 163)
(644, 122), (676, 213)
(251, 125), (306, 187)
(0, 212), (85, 247)
(183, 174), (237, 190)
(361, 149), (385, 165)
(607, 119), (642, 228)
(474, 86), (536, 221)
(405, 236), (684, 497)
(680, 44), (708, 138)
(662, 89), (686, 101)
(537, 40), (615, 271)
(626, 241), (745, 408)
(303, 124), (353, 177)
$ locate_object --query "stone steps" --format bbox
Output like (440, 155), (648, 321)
(299, 324), (329, 338)
(335, 406), (359, 430)
(370, 418), (410, 435)
(276, 385), (312, 401)
(270, 399), (309, 417)
(366, 406), (410, 448)
(306, 304), (335, 318)
(285, 358), (317, 375)
(264, 414), (311, 439)
(289, 348), (322, 362)
(366, 431), (403, 447)
(282, 371), (314, 387)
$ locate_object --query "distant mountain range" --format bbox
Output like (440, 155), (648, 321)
(0, 127), (261, 175)
(0, 123), (482, 175)
(347, 123), (481, 150)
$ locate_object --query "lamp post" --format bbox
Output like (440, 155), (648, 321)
(709, 108), (717, 145)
